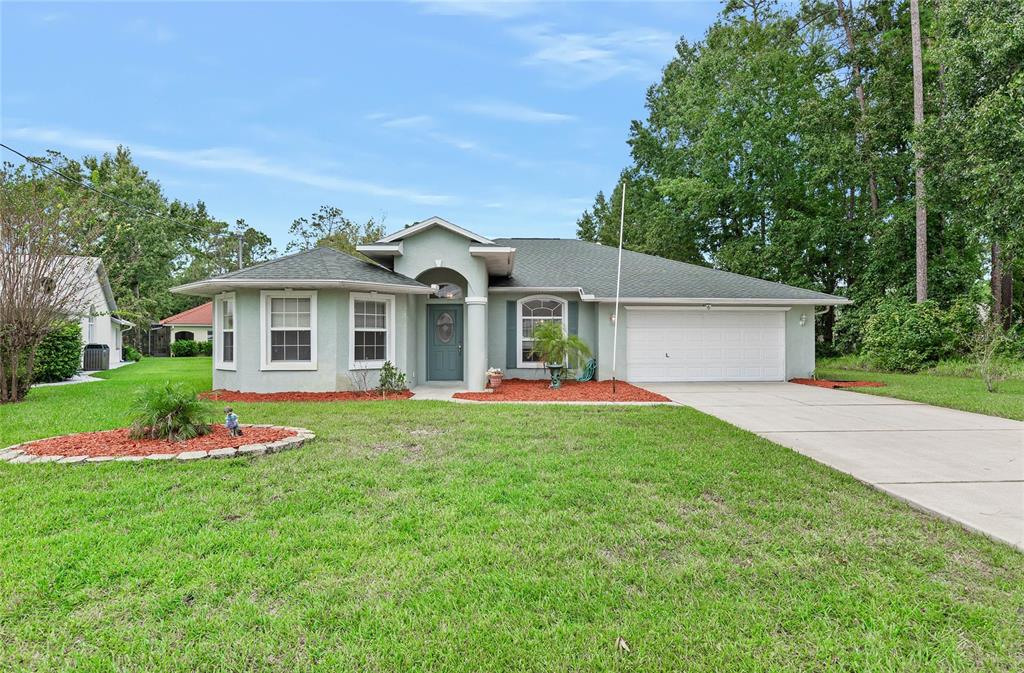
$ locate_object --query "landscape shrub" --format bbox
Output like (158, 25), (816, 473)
(122, 345), (143, 362)
(377, 360), (407, 396)
(170, 340), (211, 357)
(31, 322), (83, 383)
(862, 299), (955, 372)
(129, 383), (213, 440)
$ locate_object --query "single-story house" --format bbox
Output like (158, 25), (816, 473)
(159, 302), (213, 343)
(172, 216), (849, 393)
(75, 256), (133, 367)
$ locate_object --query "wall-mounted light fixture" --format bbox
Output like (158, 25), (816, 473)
(799, 313), (807, 326)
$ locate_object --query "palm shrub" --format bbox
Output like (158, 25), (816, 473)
(530, 321), (592, 370)
(129, 383), (213, 441)
(122, 345), (143, 362)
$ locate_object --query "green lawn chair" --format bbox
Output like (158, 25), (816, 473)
(575, 357), (597, 382)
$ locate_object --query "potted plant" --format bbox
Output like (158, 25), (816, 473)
(487, 367), (504, 389)
(529, 321), (591, 389)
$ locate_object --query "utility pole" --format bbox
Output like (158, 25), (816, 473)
(910, 0), (928, 302)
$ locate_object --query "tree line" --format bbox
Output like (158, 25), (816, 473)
(577, 0), (1022, 352)
(1, 148), (386, 355)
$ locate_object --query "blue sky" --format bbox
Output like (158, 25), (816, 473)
(2, 1), (720, 249)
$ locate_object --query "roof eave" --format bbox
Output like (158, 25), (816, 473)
(170, 278), (435, 297)
(379, 217), (494, 245)
(591, 296), (852, 306)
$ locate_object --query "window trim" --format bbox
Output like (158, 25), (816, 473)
(260, 290), (318, 371)
(516, 294), (567, 369)
(349, 292), (395, 370)
(215, 292), (237, 371)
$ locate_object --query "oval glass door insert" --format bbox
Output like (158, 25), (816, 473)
(436, 311), (454, 343)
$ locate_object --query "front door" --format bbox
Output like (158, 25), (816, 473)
(427, 304), (463, 381)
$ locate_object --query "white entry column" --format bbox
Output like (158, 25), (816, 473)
(464, 296), (488, 391)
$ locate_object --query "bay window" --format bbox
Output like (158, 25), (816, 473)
(349, 292), (394, 369)
(215, 293), (236, 370)
(260, 291), (318, 370)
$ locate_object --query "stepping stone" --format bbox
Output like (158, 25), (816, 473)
(176, 451), (208, 461)
(146, 454), (176, 461)
(85, 456), (115, 463)
(209, 448), (237, 459)
(115, 456), (145, 462)
(0, 449), (25, 461)
(9, 455), (37, 464)
(58, 456), (88, 464)
(33, 455), (63, 463)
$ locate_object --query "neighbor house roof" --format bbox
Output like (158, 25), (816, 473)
(160, 302), (213, 326)
(171, 246), (434, 296)
(489, 239), (849, 305)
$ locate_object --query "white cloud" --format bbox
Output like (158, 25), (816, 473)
(5, 126), (454, 206)
(458, 101), (575, 123)
(511, 24), (677, 86)
(380, 114), (435, 129)
(412, 0), (538, 19)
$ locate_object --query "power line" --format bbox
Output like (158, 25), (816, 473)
(2, 141), (198, 231)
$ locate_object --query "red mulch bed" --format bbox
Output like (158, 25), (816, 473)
(790, 378), (884, 389)
(453, 378), (670, 402)
(20, 425), (295, 458)
(202, 389), (413, 402)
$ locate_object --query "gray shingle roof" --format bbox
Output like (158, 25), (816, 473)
(492, 238), (846, 303)
(209, 246), (427, 288)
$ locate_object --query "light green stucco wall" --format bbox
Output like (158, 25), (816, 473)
(393, 227), (489, 297)
(212, 288), (419, 393)
(785, 307), (816, 379)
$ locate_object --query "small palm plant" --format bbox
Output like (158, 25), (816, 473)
(130, 383), (214, 441)
(530, 321), (591, 388)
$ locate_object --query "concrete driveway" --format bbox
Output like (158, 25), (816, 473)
(646, 382), (1024, 551)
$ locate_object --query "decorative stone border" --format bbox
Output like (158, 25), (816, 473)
(0, 425), (315, 464)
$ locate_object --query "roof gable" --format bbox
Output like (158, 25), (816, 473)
(378, 216), (494, 245)
(161, 301), (213, 326)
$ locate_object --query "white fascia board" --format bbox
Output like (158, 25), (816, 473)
(593, 296), (852, 306)
(170, 278), (435, 296)
(468, 246), (515, 254)
(379, 217), (494, 245)
(356, 243), (403, 256)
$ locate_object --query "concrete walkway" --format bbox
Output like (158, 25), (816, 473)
(646, 382), (1024, 551)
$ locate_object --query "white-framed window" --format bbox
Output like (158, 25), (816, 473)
(517, 295), (567, 368)
(260, 290), (318, 371)
(349, 292), (394, 370)
(215, 292), (237, 371)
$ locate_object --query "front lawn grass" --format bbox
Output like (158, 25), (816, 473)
(817, 358), (1024, 421)
(2, 358), (1022, 671)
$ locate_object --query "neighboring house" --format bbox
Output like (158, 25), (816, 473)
(74, 257), (133, 366)
(159, 302), (214, 343)
(172, 216), (849, 393)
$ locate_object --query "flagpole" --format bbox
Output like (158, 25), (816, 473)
(611, 182), (626, 394)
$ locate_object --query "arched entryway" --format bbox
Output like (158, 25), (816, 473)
(416, 269), (469, 382)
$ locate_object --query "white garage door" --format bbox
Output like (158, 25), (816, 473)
(626, 309), (785, 382)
